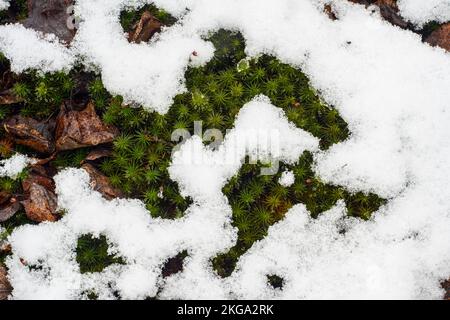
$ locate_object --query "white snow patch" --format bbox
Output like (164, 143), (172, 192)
(278, 170), (295, 187)
(0, 24), (74, 73)
(0, 154), (36, 179)
(398, 0), (450, 26)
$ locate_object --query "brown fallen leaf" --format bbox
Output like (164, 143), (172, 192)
(82, 147), (113, 163)
(22, 171), (55, 194)
(0, 198), (21, 223)
(55, 102), (118, 151)
(23, 0), (76, 44)
(375, 0), (408, 29)
(425, 23), (450, 52)
(3, 115), (55, 154)
(81, 163), (123, 200)
(128, 11), (163, 44)
(21, 183), (58, 222)
(0, 265), (12, 300)
(0, 89), (24, 105)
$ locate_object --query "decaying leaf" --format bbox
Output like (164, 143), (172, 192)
(0, 265), (12, 300)
(3, 116), (55, 154)
(425, 23), (450, 52)
(0, 89), (24, 105)
(81, 163), (123, 200)
(22, 170), (55, 193)
(128, 11), (163, 44)
(55, 102), (118, 151)
(375, 0), (408, 29)
(21, 168), (58, 222)
(21, 183), (58, 222)
(0, 197), (20, 223)
(23, 0), (76, 44)
(82, 147), (113, 163)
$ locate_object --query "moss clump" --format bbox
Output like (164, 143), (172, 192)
(76, 234), (124, 274)
(213, 152), (385, 277)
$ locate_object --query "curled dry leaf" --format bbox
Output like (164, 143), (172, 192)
(0, 265), (12, 300)
(128, 11), (163, 44)
(55, 102), (118, 151)
(81, 163), (123, 200)
(23, 0), (76, 44)
(21, 168), (58, 222)
(425, 23), (450, 52)
(0, 197), (21, 223)
(3, 116), (55, 154)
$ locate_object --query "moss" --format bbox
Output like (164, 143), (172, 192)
(76, 234), (124, 274)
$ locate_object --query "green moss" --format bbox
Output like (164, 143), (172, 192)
(76, 234), (124, 274)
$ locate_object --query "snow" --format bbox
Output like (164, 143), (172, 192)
(0, 24), (74, 73)
(0, 0), (9, 11)
(0, 154), (36, 179)
(278, 170), (295, 187)
(2, 0), (450, 299)
(398, 0), (450, 26)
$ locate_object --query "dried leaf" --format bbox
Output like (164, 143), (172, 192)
(55, 102), (118, 151)
(375, 0), (408, 29)
(0, 89), (24, 105)
(21, 183), (58, 222)
(0, 198), (20, 223)
(22, 0), (76, 44)
(0, 265), (12, 300)
(3, 115), (55, 154)
(81, 163), (123, 200)
(425, 23), (450, 52)
(0, 191), (11, 206)
(82, 147), (113, 163)
(22, 171), (55, 194)
(128, 11), (163, 44)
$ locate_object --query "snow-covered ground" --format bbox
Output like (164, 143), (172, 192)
(1, 0), (450, 299)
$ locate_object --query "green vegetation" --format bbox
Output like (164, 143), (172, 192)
(76, 234), (123, 274)
(0, 8), (386, 279)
